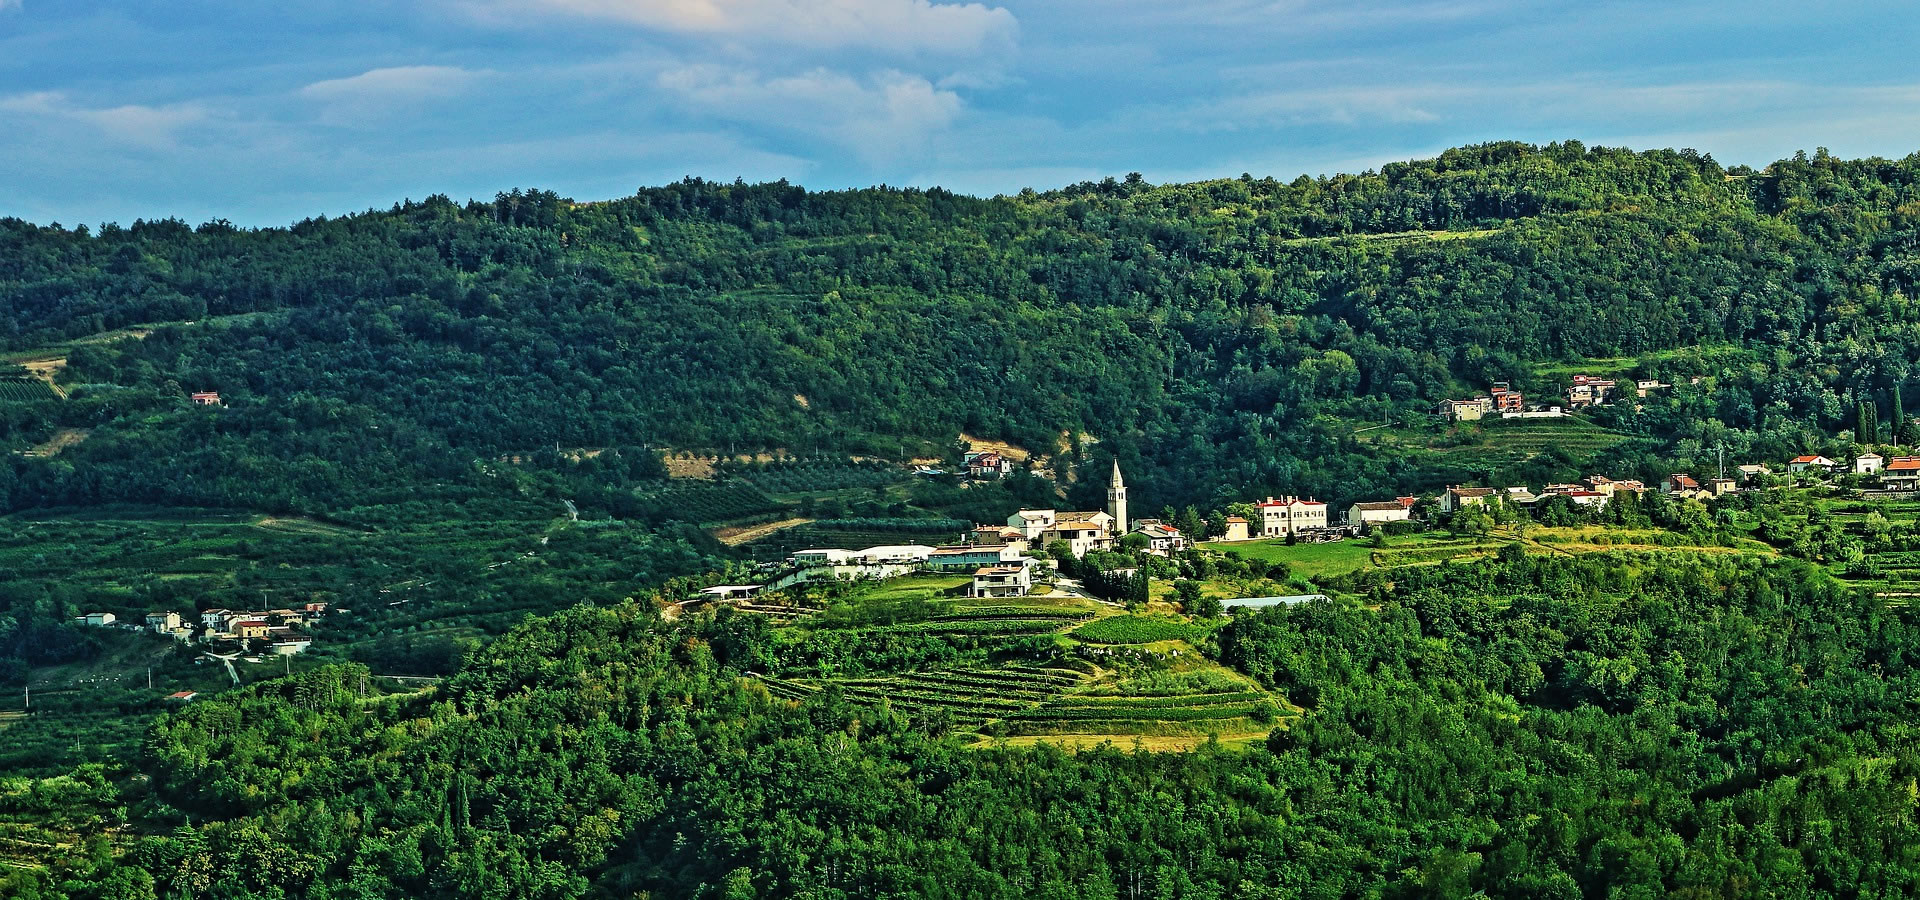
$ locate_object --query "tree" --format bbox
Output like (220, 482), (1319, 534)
(1172, 579), (1203, 612)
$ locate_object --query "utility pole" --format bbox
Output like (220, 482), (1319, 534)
(147, 667), (152, 690)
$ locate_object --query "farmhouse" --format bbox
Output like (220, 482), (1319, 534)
(1883, 457), (1920, 490)
(963, 451), (1013, 478)
(1256, 496), (1328, 536)
(1856, 453), (1885, 475)
(1662, 474), (1700, 495)
(1438, 486), (1496, 513)
(1789, 455), (1837, 473)
(145, 611), (182, 634)
(1439, 397), (1493, 421)
(970, 565), (1032, 599)
(79, 612), (116, 627)
(165, 691), (199, 703)
(1489, 383), (1525, 412)
(1129, 521), (1189, 555)
(233, 620), (271, 640)
(1565, 374), (1619, 408)
(1709, 478), (1738, 496)
(697, 585), (762, 602)
(1735, 464), (1770, 482)
(1218, 516), (1251, 542)
(190, 391), (222, 406)
(1347, 501), (1411, 530)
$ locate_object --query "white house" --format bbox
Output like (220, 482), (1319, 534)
(1008, 509), (1057, 541)
(1856, 453), (1885, 475)
(1789, 455), (1837, 473)
(929, 544), (1028, 572)
(1256, 496), (1328, 536)
(146, 611), (182, 634)
(81, 612), (116, 627)
(1129, 521), (1189, 555)
(697, 585), (762, 601)
(970, 565), (1032, 598)
(1346, 501), (1411, 530)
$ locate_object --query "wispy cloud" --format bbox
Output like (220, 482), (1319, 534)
(301, 65), (481, 102)
(467, 0), (1017, 53)
(658, 65), (964, 161)
(300, 66), (484, 125)
(0, 91), (209, 149)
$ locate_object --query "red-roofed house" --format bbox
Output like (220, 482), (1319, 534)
(1883, 457), (1920, 490)
(1662, 474), (1700, 495)
(1789, 455), (1837, 473)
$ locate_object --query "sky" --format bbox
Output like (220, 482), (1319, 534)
(2, 0), (1919, 226)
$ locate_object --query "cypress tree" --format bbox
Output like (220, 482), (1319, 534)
(1896, 384), (1907, 444)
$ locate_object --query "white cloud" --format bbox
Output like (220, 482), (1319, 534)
(0, 91), (208, 149)
(657, 65), (963, 161)
(299, 66), (484, 125)
(301, 65), (480, 102)
(470, 0), (1016, 53)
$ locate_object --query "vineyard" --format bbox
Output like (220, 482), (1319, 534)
(629, 480), (784, 525)
(1071, 614), (1210, 645)
(760, 658), (1292, 740)
(730, 458), (906, 494)
(0, 378), (57, 402)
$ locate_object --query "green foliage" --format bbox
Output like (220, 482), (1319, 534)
(1071, 614), (1206, 644)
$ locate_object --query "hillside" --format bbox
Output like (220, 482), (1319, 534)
(12, 142), (1920, 897)
(4, 143), (1919, 525)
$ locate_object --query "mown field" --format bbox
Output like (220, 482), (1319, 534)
(1204, 532), (1508, 578)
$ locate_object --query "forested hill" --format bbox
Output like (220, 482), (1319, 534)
(4, 141), (1920, 515)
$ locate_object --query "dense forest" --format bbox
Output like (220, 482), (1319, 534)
(5, 142), (1920, 520)
(15, 552), (1920, 898)
(12, 142), (1920, 898)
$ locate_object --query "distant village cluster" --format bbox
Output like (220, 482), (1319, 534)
(700, 461), (1368, 605)
(697, 435), (1920, 612)
(1436, 375), (1674, 421)
(74, 602), (326, 656)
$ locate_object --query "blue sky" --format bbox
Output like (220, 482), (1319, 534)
(3, 0), (1918, 226)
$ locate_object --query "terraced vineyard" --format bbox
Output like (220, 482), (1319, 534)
(1476, 415), (1628, 455)
(760, 664), (1086, 718)
(0, 377), (57, 402)
(761, 654), (1294, 741)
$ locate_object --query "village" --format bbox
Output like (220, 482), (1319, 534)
(72, 601), (326, 667)
(689, 426), (1920, 612)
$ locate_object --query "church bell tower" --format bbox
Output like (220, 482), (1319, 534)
(1108, 460), (1128, 534)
